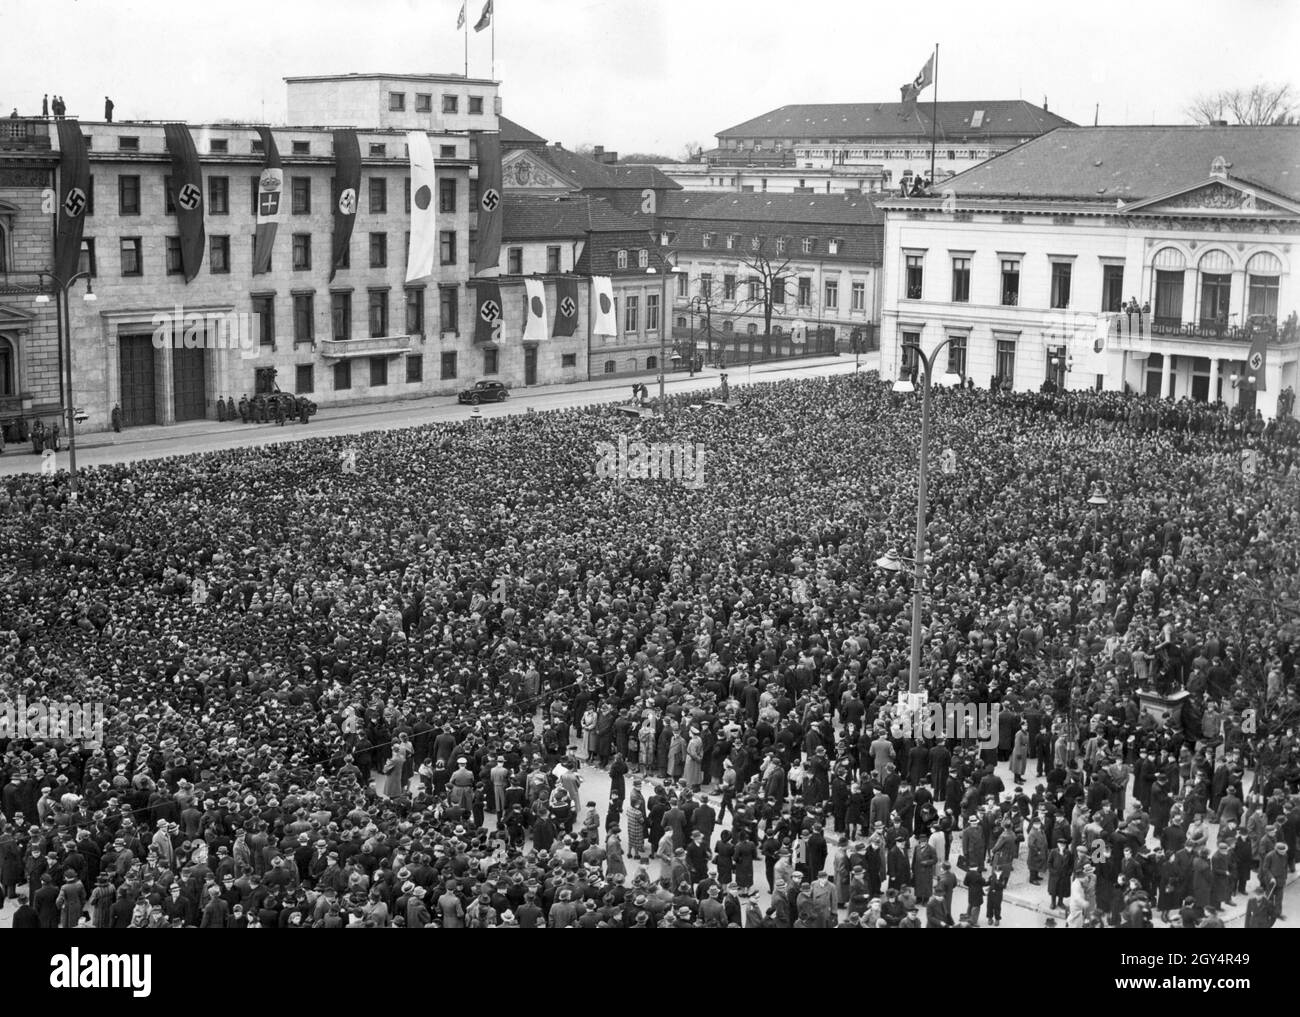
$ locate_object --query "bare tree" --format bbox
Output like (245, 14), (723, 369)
(1186, 83), (1296, 124)
(731, 236), (796, 358)
(680, 141), (705, 163)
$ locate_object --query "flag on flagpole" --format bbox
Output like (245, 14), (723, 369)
(900, 52), (935, 105)
(406, 131), (438, 283)
(592, 276), (617, 336)
(553, 277), (579, 337)
(523, 278), (548, 340)
(456, 0), (466, 28)
(164, 123), (206, 282)
(475, 132), (503, 270)
(330, 130), (361, 283)
(253, 127), (283, 276)
(474, 281), (503, 343)
(1246, 328), (1268, 391)
(53, 120), (90, 284)
(474, 0), (492, 31)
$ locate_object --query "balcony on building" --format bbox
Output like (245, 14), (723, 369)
(0, 118), (52, 152)
(319, 334), (414, 359)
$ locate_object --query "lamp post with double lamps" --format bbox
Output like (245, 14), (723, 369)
(880, 337), (963, 695)
(34, 268), (97, 498)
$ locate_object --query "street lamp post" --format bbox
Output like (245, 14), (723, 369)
(889, 337), (961, 694)
(35, 269), (96, 497)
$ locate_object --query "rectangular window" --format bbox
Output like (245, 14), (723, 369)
(946, 335), (967, 380)
(334, 359), (352, 391)
(369, 290), (389, 337)
(441, 144), (457, 159)
(773, 277), (786, 306)
(406, 354), (423, 383)
(469, 95), (484, 115)
(798, 277), (812, 307)
(369, 143), (387, 158)
(80, 238), (96, 277)
(469, 229), (477, 264)
(1050, 262), (1072, 309)
(295, 364), (314, 394)
(802, 238), (814, 254)
(1046, 345), (1066, 389)
(118, 175), (140, 214)
(85, 174), (94, 216)
(616, 250), (628, 270)
(369, 178), (387, 214)
(900, 331), (920, 376)
(677, 273), (689, 298)
(748, 277), (760, 302)
(405, 287), (424, 334)
(293, 293), (314, 343)
(440, 351), (458, 379)
(647, 293), (660, 332)
(442, 94), (459, 114)
(331, 291), (351, 341)
(547, 246), (561, 274)
(483, 348), (498, 375)
(1200, 273), (1232, 327)
(292, 140), (310, 156)
(369, 356), (388, 386)
(1101, 264), (1125, 313)
(995, 338), (1016, 383)
(208, 176), (229, 215)
(702, 232), (713, 249)
(369, 233), (387, 268)
(825, 280), (839, 309)
(440, 231), (457, 265)
(624, 295), (639, 333)
(209, 235), (230, 273)
(292, 233), (311, 270)
(1001, 260), (1020, 306)
(1154, 270), (1184, 325)
(120, 237), (143, 276)
(165, 236), (182, 275)
(117, 136), (140, 152)
(415, 93), (432, 113)
(507, 247), (523, 274)
(438, 177), (457, 213)
(700, 274), (712, 299)
(1248, 274), (1280, 318)
(250, 175), (260, 215)
(291, 177), (310, 214)
(904, 255), (923, 300)
(252, 295), (275, 346)
(726, 234), (736, 250)
(562, 353), (576, 368)
(951, 257), (971, 302)
(389, 92), (406, 111)
(852, 280), (866, 311)
(439, 286), (458, 334)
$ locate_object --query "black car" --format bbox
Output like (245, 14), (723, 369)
(457, 380), (510, 404)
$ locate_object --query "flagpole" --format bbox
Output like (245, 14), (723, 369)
(491, 3), (496, 79)
(929, 43), (939, 185)
(464, 5), (469, 78)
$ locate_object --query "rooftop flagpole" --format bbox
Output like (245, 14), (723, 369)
(464, 3), (469, 78)
(929, 43), (939, 185)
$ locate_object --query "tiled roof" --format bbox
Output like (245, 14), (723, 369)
(943, 125), (1300, 203)
(716, 100), (1074, 141)
(498, 115), (547, 148)
(605, 164), (683, 190)
(502, 194), (649, 240)
(532, 145), (621, 189)
(659, 191), (884, 226)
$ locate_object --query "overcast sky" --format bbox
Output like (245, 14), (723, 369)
(1, 0), (1296, 156)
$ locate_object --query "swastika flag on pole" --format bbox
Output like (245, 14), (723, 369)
(54, 119), (90, 284)
(164, 123), (206, 282)
(553, 277), (579, 337)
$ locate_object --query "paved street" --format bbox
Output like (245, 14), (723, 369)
(0, 355), (866, 476)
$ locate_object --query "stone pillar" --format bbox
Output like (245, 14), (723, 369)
(1208, 357), (1219, 404)
(158, 338), (175, 426)
(1161, 352), (1173, 399)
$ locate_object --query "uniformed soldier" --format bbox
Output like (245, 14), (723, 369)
(298, 398), (310, 425)
(238, 394), (250, 423)
(217, 397), (227, 422)
(110, 404), (122, 432)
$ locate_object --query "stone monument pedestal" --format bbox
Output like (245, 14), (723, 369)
(1137, 688), (1189, 725)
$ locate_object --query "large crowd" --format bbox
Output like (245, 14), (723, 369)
(0, 373), (1297, 929)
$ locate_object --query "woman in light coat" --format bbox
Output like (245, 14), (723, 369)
(1010, 723), (1029, 783)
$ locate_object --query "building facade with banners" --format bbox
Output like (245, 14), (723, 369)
(877, 126), (1300, 418)
(0, 73), (602, 435)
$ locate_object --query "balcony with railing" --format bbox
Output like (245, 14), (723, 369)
(0, 118), (52, 151)
(319, 334), (415, 359)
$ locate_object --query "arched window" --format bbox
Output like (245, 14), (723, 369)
(616, 249), (628, 270)
(1152, 247), (1186, 324)
(1198, 249), (1234, 326)
(722, 320), (733, 333)
(676, 316), (687, 329)
(746, 322), (757, 335)
(603, 360), (616, 374)
(1247, 251), (1282, 318)
(646, 355), (657, 370)
(773, 324), (783, 335)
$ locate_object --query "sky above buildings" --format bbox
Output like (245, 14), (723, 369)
(1, 0), (1296, 156)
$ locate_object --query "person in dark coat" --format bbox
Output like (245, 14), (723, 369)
(11, 894), (39, 929)
(1047, 841), (1073, 910)
(33, 873), (60, 928)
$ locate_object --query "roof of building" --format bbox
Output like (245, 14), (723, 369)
(660, 191), (884, 227)
(605, 164), (683, 190)
(716, 100), (1075, 141)
(942, 125), (1300, 202)
(502, 194), (649, 239)
(283, 71), (497, 85)
(499, 115), (547, 147)
(527, 145), (682, 191)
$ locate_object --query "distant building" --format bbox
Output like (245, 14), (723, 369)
(877, 125), (1300, 418)
(662, 100), (1073, 195)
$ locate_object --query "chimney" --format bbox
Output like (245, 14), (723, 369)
(593, 145), (603, 158)
(1043, 97), (1049, 112)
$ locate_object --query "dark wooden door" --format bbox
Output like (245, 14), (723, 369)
(172, 346), (206, 421)
(524, 345), (537, 386)
(118, 335), (157, 426)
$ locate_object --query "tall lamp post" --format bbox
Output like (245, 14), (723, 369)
(879, 337), (961, 694)
(35, 269), (96, 498)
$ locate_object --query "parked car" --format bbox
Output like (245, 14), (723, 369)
(457, 380), (510, 404)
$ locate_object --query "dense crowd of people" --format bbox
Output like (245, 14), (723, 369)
(0, 374), (1297, 928)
